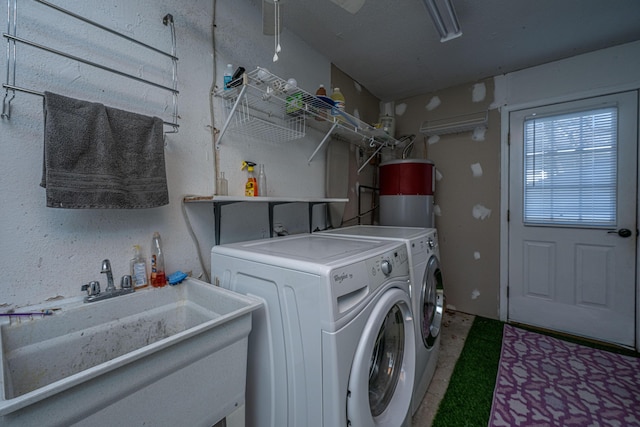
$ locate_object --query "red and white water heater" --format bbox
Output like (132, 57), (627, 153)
(379, 159), (435, 228)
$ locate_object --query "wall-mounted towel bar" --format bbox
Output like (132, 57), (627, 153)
(2, 0), (179, 132)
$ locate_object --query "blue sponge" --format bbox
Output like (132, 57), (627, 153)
(168, 271), (188, 285)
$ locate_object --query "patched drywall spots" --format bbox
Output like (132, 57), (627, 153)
(447, 303), (457, 311)
(354, 81), (362, 93)
(470, 162), (483, 178)
(434, 205), (442, 216)
(353, 108), (361, 121)
(472, 127), (486, 141)
(426, 96), (441, 111)
(428, 135), (440, 145)
(474, 251), (481, 260)
(471, 289), (480, 300)
(472, 204), (491, 220)
(435, 169), (443, 181)
(395, 103), (407, 116)
(472, 82), (486, 102)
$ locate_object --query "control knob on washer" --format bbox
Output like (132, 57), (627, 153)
(380, 259), (392, 275)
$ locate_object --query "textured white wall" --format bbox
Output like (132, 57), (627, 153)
(0, 0), (331, 309)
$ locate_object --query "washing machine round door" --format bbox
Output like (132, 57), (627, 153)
(421, 255), (444, 348)
(347, 287), (415, 426)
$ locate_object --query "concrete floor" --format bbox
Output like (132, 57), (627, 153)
(412, 310), (476, 427)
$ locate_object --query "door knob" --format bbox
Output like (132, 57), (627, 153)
(607, 228), (633, 238)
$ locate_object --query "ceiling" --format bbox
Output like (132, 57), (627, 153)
(253, 0), (640, 101)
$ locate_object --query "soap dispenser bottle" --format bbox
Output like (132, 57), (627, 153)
(242, 161), (257, 197)
(130, 245), (148, 289)
(150, 232), (167, 288)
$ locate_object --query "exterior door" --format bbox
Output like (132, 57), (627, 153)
(508, 91), (638, 347)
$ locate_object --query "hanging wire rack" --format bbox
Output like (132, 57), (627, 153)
(2, 0), (179, 133)
(214, 67), (401, 164)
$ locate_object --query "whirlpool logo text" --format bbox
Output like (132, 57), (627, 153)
(333, 273), (353, 284)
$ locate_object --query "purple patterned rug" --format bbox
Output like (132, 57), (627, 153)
(489, 325), (640, 427)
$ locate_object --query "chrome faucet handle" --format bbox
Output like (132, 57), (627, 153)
(120, 275), (133, 290)
(81, 280), (101, 296)
(90, 280), (100, 295)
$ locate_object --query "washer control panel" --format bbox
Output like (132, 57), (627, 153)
(330, 244), (409, 319)
(365, 245), (409, 284)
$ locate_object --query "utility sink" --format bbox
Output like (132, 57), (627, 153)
(0, 278), (261, 427)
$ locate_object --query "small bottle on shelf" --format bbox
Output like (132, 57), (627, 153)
(315, 84), (327, 121)
(216, 172), (228, 196)
(258, 164), (267, 197)
(330, 87), (345, 122)
(223, 64), (233, 90)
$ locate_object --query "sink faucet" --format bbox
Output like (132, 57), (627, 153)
(81, 259), (135, 303)
(101, 259), (116, 292)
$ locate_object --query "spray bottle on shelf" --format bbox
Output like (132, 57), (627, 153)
(130, 245), (148, 289)
(242, 161), (258, 197)
(150, 232), (167, 287)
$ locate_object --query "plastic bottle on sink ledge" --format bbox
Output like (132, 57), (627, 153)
(150, 232), (167, 287)
(130, 244), (149, 289)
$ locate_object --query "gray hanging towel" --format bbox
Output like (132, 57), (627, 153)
(41, 92), (169, 209)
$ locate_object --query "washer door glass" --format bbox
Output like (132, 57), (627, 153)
(369, 303), (405, 416)
(421, 255), (444, 348)
(346, 287), (415, 426)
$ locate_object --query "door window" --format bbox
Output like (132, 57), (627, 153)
(524, 107), (618, 227)
(421, 256), (444, 348)
(369, 304), (405, 417)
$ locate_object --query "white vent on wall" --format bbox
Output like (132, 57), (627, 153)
(420, 111), (488, 136)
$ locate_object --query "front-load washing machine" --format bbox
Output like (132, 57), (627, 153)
(211, 234), (416, 427)
(320, 226), (444, 415)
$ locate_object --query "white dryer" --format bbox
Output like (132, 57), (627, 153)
(211, 234), (416, 427)
(320, 226), (444, 416)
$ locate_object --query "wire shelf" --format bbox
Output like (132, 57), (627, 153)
(214, 67), (402, 162)
(220, 90), (305, 143)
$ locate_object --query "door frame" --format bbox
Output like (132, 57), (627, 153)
(499, 84), (640, 351)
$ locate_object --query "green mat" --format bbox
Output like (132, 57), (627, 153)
(432, 316), (504, 427)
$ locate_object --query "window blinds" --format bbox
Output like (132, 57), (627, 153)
(523, 107), (618, 227)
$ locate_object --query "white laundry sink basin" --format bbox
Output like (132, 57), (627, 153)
(0, 278), (261, 427)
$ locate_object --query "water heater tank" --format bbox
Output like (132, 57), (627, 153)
(379, 159), (435, 228)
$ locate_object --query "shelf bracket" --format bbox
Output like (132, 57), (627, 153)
(215, 83), (248, 150)
(358, 141), (387, 175)
(308, 121), (338, 163)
